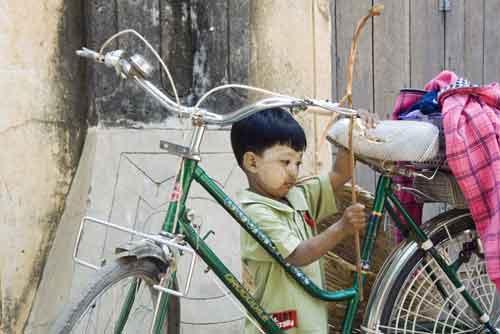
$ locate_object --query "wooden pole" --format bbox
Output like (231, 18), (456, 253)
(305, 3), (384, 302)
(339, 3), (384, 302)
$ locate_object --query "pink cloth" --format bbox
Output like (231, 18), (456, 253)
(429, 71), (500, 290)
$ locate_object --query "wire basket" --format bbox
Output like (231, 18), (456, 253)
(413, 171), (467, 208)
(409, 113), (451, 171)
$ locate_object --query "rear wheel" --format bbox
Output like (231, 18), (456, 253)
(369, 211), (500, 333)
(51, 257), (180, 334)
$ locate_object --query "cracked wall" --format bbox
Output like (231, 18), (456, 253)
(0, 1), (86, 333)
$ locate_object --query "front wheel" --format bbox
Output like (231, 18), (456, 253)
(364, 210), (500, 333)
(51, 257), (180, 334)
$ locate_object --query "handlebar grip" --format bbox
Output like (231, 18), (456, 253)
(76, 48), (124, 74)
(76, 47), (104, 63)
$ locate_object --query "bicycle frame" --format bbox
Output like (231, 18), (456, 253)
(75, 39), (497, 333)
(141, 126), (495, 333)
(143, 132), (378, 333)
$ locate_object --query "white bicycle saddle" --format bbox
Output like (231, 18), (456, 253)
(327, 118), (440, 162)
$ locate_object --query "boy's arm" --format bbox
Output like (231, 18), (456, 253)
(285, 203), (365, 267)
(329, 109), (379, 192)
(329, 147), (352, 192)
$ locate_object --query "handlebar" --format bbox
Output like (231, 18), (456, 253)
(76, 47), (358, 126)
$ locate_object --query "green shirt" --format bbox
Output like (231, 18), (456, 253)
(238, 174), (337, 334)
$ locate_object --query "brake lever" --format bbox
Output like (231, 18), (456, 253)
(305, 98), (358, 116)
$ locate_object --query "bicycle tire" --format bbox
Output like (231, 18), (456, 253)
(51, 257), (180, 334)
(364, 210), (500, 333)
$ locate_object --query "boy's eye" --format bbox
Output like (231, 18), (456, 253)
(296, 161), (302, 167)
(281, 160), (290, 165)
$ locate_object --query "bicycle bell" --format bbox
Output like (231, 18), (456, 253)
(129, 54), (154, 78)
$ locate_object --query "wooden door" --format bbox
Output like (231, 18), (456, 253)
(332, 0), (500, 217)
(329, 1), (500, 330)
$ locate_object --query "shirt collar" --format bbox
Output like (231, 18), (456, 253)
(237, 187), (309, 213)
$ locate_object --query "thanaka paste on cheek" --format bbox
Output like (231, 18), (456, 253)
(259, 163), (286, 190)
(258, 153), (286, 190)
(258, 145), (300, 191)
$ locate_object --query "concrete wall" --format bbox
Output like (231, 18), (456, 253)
(0, 1), (86, 333)
(250, 0), (333, 175)
(24, 1), (333, 333)
(26, 125), (248, 333)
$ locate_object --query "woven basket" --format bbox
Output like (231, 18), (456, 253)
(318, 184), (396, 333)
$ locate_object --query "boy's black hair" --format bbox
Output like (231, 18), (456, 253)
(230, 107), (307, 168)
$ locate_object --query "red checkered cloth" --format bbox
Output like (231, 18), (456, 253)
(430, 71), (500, 290)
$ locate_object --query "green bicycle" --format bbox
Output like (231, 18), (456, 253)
(52, 31), (500, 334)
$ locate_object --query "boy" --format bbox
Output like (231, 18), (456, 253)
(231, 107), (369, 334)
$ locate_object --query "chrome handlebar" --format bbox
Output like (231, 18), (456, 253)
(76, 47), (358, 126)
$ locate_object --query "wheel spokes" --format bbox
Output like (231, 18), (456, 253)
(386, 233), (498, 333)
(72, 277), (156, 334)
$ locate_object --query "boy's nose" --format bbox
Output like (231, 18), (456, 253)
(287, 165), (299, 178)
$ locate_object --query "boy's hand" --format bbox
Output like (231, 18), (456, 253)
(340, 203), (366, 233)
(287, 203), (367, 266)
(357, 109), (379, 129)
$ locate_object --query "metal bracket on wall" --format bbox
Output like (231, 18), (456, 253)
(439, 0), (451, 12)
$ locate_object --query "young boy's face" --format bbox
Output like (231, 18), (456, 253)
(246, 144), (303, 200)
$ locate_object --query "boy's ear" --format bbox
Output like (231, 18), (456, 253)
(242, 152), (258, 173)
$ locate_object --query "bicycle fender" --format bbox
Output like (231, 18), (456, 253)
(115, 239), (169, 265)
(362, 239), (419, 329)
